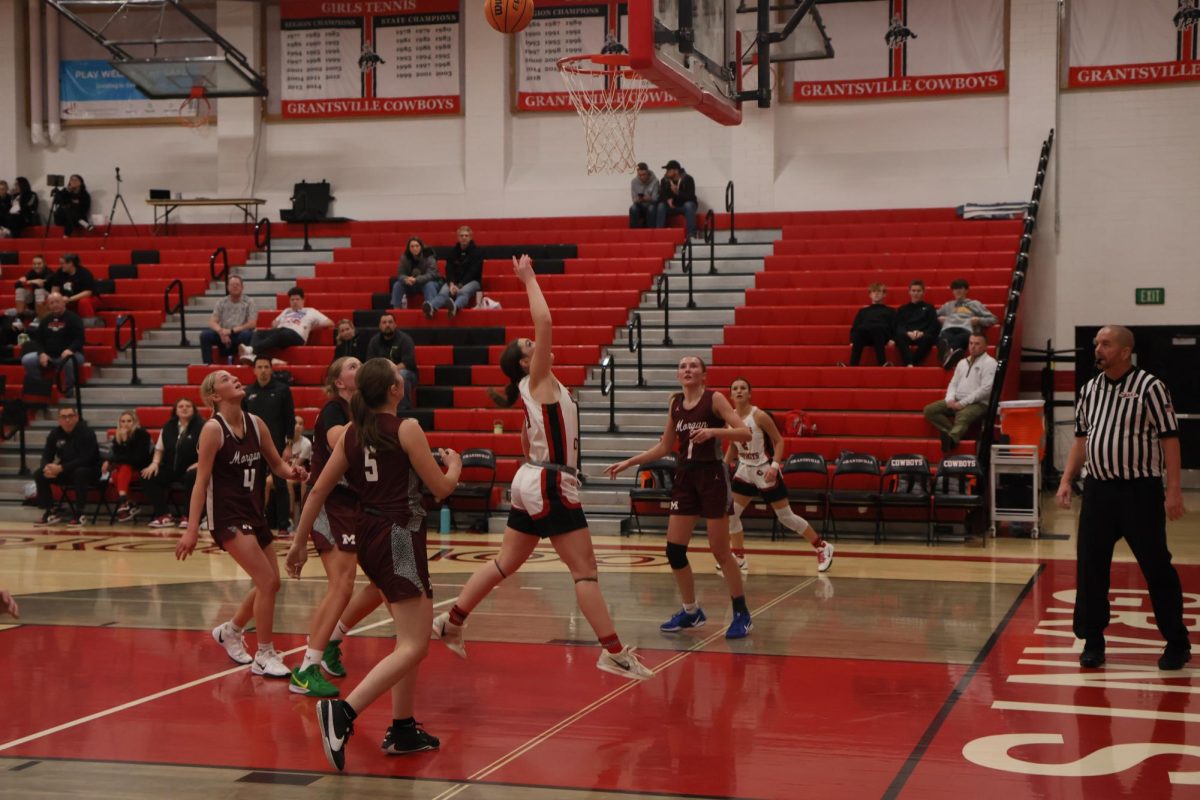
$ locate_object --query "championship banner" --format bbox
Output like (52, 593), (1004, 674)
(60, 59), (183, 120)
(1068, 0), (1200, 88)
(792, 0), (1005, 102)
(279, 0), (461, 118)
(515, 0), (677, 112)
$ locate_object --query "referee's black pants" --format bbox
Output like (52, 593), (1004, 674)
(1073, 476), (1189, 647)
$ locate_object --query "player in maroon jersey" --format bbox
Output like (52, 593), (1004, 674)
(175, 370), (307, 677)
(605, 356), (754, 639)
(295, 358), (462, 772)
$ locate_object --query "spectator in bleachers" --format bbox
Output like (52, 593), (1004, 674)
(45, 254), (98, 322)
(629, 162), (659, 229)
(22, 292), (85, 396)
(285, 414), (312, 523)
(936, 278), (996, 370)
(427, 226), (482, 319)
(102, 410), (152, 523)
(142, 397), (204, 528)
(894, 279), (940, 367)
(655, 160), (698, 239)
(332, 317), (366, 361)
(244, 286), (332, 366)
(14, 177), (40, 231)
(847, 283), (897, 366)
(34, 406), (100, 526)
(923, 332), (996, 452)
(389, 236), (440, 314)
(0, 181), (15, 237)
(53, 174), (91, 236)
(14, 254), (51, 318)
(244, 356), (297, 534)
(200, 275), (255, 365)
(366, 313), (417, 409)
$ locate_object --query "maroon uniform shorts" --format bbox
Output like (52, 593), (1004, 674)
(671, 462), (733, 519)
(356, 511), (432, 603)
(312, 488), (358, 554)
(211, 520), (274, 550)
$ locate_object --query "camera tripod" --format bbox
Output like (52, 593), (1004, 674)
(103, 166), (139, 247)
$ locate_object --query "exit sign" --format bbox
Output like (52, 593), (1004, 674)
(1136, 288), (1165, 305)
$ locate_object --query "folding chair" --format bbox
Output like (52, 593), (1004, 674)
(774, 452), (828, 541)
(932, 454), (986, 545)
(878, 454), (933, 544)
(825, 452), (881, 542)
(628, 455), (677, 536)
(443, 448), (497, 532)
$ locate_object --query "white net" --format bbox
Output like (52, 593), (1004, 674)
(557, 55), (653, 175)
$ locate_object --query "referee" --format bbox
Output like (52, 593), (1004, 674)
(1056, 325), (1189, 670)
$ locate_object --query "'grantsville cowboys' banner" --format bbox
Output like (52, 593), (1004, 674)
(1068, 0), (1200, 88)
(792, 0), (1005, 101)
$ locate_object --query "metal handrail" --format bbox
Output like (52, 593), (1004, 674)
(680, 237), (697, 309)
(115, 314), (140, 385)
(655, 273), (672, 346)
(703, 209), (717, 274)
(54, 357), (83, 418)
(254, 218), (273, 280)
(209, 247), (229, 291)
(164, 278), (190, 346)
(600, 354), (618, 433)
(725, 180), (737, 244)
(627, 312), (645, 387)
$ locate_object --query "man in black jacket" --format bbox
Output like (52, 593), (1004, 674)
(244, 356), (296, 530)
(22, 292), (85, 395)
(655, 160), (699, 239)
(894, 279), (941, 366)
(35, 407), (100, 525)
(428, 226), (483, 319)
(847, 283), (897, 366)
(366, 313), (417, 409)
(45, 254), (98, 321)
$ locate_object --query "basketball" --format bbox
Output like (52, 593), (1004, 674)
(484, 0), (534, 34)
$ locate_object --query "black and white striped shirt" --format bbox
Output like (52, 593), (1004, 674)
(1075, 366), (1179, 480)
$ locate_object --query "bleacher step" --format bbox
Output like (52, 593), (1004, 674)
(95, 365), (185, 384)
(675, 242), (775, 259)
(246, 250), (334, 266)
(271, 237), (350, 251)
(581, 435), (662, 453)
(656, 271), (758, 288)
(622, 308), (735, 327)
(600, 345), (725, 367)
(613, 327), (723, 346)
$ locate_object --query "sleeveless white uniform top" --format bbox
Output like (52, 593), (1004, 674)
(519, 375), (580, 470)
(734, 406), (769, 467)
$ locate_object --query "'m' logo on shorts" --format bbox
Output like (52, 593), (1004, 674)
(669, 501), (679, 511)
(341, 534), (356, 546)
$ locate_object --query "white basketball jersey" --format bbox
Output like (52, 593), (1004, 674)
(519, 375), (580, 470)
(734, 406), (769, 467)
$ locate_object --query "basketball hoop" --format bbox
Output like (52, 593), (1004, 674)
(556, 54), (653, 175)
(178, 86), (213, 129)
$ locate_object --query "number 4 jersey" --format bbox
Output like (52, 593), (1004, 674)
(206, 411), (268, 536)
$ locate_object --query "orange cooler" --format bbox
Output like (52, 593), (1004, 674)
(999, 400), (1045, 458)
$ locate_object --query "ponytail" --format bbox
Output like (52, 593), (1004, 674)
(352, 357), (402, 451)
(489, 339), (525, 407)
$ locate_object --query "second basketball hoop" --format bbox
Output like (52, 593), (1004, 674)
(556, 54), (652, 175)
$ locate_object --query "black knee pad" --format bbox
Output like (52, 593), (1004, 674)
(665, 541), (689, 570)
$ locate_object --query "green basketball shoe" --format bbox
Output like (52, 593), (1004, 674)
(289, 664), (339, 697)
(321, 641), (346, 678)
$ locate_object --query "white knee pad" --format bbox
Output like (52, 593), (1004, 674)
(728, 502), (746, 535)
(773, 506), (809, 534)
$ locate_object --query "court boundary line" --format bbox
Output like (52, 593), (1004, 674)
(880, 562), (1046, 799)
(428, 578), (817, 800)
(0, 601), (455, 754)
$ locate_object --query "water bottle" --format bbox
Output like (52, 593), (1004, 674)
(439, 505), (451, 534)
(399, 293), (407, 309)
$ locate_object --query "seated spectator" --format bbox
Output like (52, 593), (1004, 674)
(14, 177), (40, 231)
(14, 254), (51, 318)
(244, 286), (332, 365)
(894, 279), (940, 367)
(22, 292), (85, 396)
(285, 414), (313, 522)
(629, 162), (659, 229)
(200, 275), (255, 365)
(389, 236), (440, 313)
(848, 283), (897, 366)
(141, 397), (204, 528)
(427, 225), (482, 319)
(332, 317), (366, 361)
(923, 332), (996, 452)
(366, 313), (417, 409)
(53, 174), (91, 236)
(34, 407), (100, 526)
(655, 160), (698, 239)
(0, 181), (15, 237)
(102, 409), (152, 522)
(45, 254), (97, 322)
(936, 278), (996, 369)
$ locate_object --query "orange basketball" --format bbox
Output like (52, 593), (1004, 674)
(484, 0), (534, 34)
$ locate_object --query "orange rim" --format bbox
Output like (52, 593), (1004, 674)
(556, 54), (640, 80)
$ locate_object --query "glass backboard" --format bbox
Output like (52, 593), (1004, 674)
(112, 57), (267, 100)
